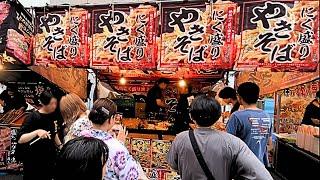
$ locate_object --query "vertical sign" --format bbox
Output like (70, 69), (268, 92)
(0, 1), (33, 65)
(238, 1), (319, 71)
(160, 2), (237, 70)
(34, 9), (89, 67)
(92, 5), (157, 69)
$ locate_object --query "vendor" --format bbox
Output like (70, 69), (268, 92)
(173, 86), (193, 134)
(145, 78), (169, 118)
(301, 90), (320, 126)
(218, 87), (240, 114)
(0, 86), (27, 113)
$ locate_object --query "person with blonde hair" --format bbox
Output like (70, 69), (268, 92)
(60, 93), (92, 142)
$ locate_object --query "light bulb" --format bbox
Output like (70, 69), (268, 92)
(119, 77), (127, 85)
(178, 79), (186, 87)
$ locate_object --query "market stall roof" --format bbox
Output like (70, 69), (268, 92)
(29, 66), (88, 99)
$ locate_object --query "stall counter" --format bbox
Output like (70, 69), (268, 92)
(274, 137), (320, 180)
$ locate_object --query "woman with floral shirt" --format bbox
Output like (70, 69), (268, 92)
(81, 98), (140, 180)
(60, 93), (93, 142)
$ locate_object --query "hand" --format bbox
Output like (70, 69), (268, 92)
(311, 118), (320, 125)
(36, 129), (51, 139)
(114, 125), (128, 144)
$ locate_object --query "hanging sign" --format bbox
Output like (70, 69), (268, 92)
(160, 2), (237, 70)
(278, 79), (319, 133)
(237, 1), (319, 71)
(91, 5), (157, 69)
(34, 9), (89, 67)
(0, 1), (33, 65)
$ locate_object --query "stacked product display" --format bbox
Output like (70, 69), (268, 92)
(296, 125), (320, 156)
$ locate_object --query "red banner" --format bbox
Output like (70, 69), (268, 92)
(237, 1), (319, 71)
(91, 5), (157, 69)
(34, 9), (89, 67)
(160, 2), (237, 70)
(103, 67), (224, 80)
(0, 1), (33, 65)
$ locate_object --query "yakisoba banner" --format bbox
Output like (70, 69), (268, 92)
(91, 5), (157, 69)
(160, 2), (237, 70)
(34, 9), (89, 67)
(28, 1), (318, 72)
(237, 0), (319, 71)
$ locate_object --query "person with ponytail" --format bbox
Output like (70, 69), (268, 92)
(17, 91), (62, 180)
(81, 98), (140, 180)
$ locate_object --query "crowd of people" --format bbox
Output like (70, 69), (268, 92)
(13, 81), (278, 180)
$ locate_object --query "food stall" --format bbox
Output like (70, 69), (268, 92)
(273, 79), (320, 180)
(0, 0), (319, 179)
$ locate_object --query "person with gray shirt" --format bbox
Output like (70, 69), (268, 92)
(167, 95), (273, 180)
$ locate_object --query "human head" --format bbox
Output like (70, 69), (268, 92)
(157, 78), (169, 90)
(189, 95), (221, 127)
(39, 91), (57, 113)
(60, 93), (87, 128)
(6, 85), (16, 96)
(179, 86), (192, 95)
(55, 136), (109, 180)
(88, 98), (117, 131)
(0, 92), (7, 106)
(237, 82), (260, 105)
(218, 87), (237, 104)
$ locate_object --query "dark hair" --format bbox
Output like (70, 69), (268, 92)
(39, 91), (55, 105)
(188, 86), (193, 94)
(89, 98), (117, 125)
(316, 91), (320, 98)
(55, 137), (108, 180)
(237, 82), (260, 104)
(157, 78), (170, 85)
(0, 92), (7, 101)
(218, 87), (237, 100)
(190, 95), (221, 127)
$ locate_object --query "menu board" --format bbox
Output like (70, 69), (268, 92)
(34, 9), (89, 67)
(0, 1), (33, 65)
(131, 138), (151, 168)
(5, 81), (53, 106)
(92, 5), (157, 69)
(160, 2), (237, 69)
(278, 79), (319, 133)
(237, 1), (319, 71)
(151, 140), (171, 169)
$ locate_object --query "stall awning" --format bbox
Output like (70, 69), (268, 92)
(29, 66), (88, 99)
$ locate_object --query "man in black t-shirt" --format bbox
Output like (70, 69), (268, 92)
(145, 78), (169, 116)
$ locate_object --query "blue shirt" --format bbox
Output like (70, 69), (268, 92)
(227, 109), (273, 166)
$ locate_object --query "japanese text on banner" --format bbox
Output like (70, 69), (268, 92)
(34, 9), (89, 67)
(160, 2), (237, 69)
(92, 6), (157, 69)
(238, 1), (319, 71)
